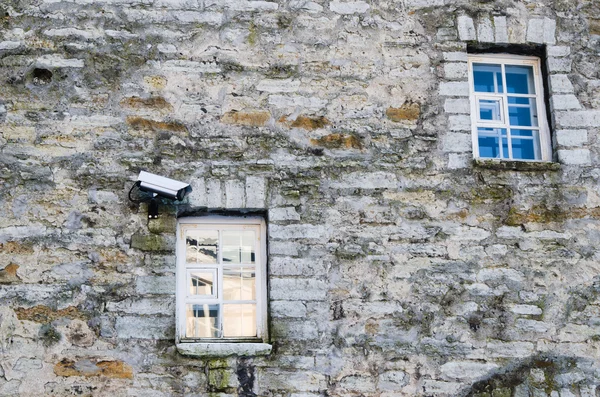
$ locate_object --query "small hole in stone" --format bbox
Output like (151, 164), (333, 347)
(32, 68), (53, 85)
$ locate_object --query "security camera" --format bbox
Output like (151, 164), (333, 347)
(129, 171), (192, 219)
(137, 171), (192, 201)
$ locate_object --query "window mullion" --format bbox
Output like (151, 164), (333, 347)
(500, 63), (512, 160)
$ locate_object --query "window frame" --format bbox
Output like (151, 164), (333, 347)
(175, 215), (268, 344)
(467, 53), (552, 162)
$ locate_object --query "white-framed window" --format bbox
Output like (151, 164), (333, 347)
(176, 216), (267, 343)
(468, 54), (552, 162)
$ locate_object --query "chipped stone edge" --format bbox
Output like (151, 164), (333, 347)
(176, 343), (272, 357)
(473, 159), (561, 171)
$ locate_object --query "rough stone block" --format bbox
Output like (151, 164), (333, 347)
(271, 321), (319, 340)
(269, 207), (300, 222)
(440, 361), (499, 381)
(510, 304), (543, 315)
(558, 149), (591, 165)
(256, 79), (300, 93)
(329, 1), (370, 14)
(548, 57), (572, 72)
(379, 370), (408, 390)
(115, 316), (174, 339)
(448, 115), (471, 131)
(457, 16), (475, 40)
(270, 278), (328, 300)
(556, 129), (587, 147)
(130, 234), (175, 252)
(556, 110), (600, 127)
(271, 301), (307, 318)
(225, 179), (245, 209)
(448, 153), (470, 169)
(439, 82), (469, 97)
(442, 132), (471, 153)
(477, 17), (494, 42)
(329, 171), (397, 189)
(443, 63), (467, 80)
(270, 257), (327, 276)
(206, 179), (224, 208)
(550, 74), (575, 93)
(551, 94), (581, 110)
(135, 276), (175, 295)
(527, 18), (556, 44)
(494, 16), (508, 43)
(246, 176), (266, 208)
(444, 98), (470, 114)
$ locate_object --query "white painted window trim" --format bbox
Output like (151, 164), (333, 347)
(175, 215), (268, 346)
(467, 53), (552, 162)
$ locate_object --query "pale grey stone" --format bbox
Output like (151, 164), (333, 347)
(329, 1), (370, 14)
(441, 132), (472, 153)
(271, 301), (307, 318)
(444, 98), (470, 114)
(440, 361), (499, 380)
(0, 41), (21, 50)
(550, 75), (575, 93)
(494, 16), (508, 43)
(330, 172), (397, 189)
(256, 79), (300, 93)
(443, 52), (468, 62)
(271, 320), (319, 339)
(439, 81), (469, 97)
(13, 358), (42, 372)
(551, 94), (582, 110)
(448, 115), (471, 131)
(448, 153), (470, 169)
(477, 17), (494, 42)
(269, 224), (330, 240)
(558, 149), (591, 165)
(556, 111), (600, 127)
(510, 304), (543, 315)
(115, 316), (174, 339)
(443, 63), (468, 80)
(176, 343), (272, 357)
(556, 130), (587, 147)
(135, 276), (176, 295)
(225, 179), (245, 208)
(422, 380), (462, 395)
(516, 319), (550, 332)
(270, 257), (327, 276)
(378, 370), (408, 390)
(457, 15), (475, 40)
(36, 54), (85, 68)
(270, 278), (328, 300)
(206, 179), (224, 208)
(246, 176), (266, 208)
(548, 57), (572, 72)
(485, 341), (535, 358)
(269, 207), (301, 221)
(105, 297), (175, 315)
(548, 46), (570, 56)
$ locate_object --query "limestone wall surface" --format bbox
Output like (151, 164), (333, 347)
(1, 0), (600, 395)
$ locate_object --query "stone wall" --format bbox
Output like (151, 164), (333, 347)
(1, 0), (600, 395)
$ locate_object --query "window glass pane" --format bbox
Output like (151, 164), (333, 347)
(505, 65), (535, 94)
(223, 267), (256, 301)
(479, 99), (502, 121)
(473, 63), (503, 93)
(511, 130), (540, 160)
(188, 270), (216, 296)
(222, 231), (255, 264)
(223, 304), (256, 337)
(508, 97), (538, 127)
(186, 230), (218, 264)
(186, 304), (220, 338)
(478, 128), (506, 159)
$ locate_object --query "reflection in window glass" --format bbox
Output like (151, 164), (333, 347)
(508, 97), (538, 127)
(473, 63), (503, 93)
(223, 304), (256, 337)
(186, 304), (220, 338)
(479, 99), (502, 121)
(186, 230), (218, 264)
(223, 267), (256, 300)
(511, 129), (540, 160)
(222, 231), (255, 263)
(505, 65), (534, 94)
(478, 128), (507, 159)
(189, 270), (215, 296)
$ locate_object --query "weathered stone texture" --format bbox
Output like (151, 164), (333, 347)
(1, 0), (600, 395)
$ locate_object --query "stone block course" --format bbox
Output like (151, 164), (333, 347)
(1, 0), (600, 395)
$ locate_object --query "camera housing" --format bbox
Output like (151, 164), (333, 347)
(137, 171), (192, 201)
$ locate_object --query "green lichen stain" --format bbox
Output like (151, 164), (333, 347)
(208, 368), (230, 391)
(247, 21), (258, 46)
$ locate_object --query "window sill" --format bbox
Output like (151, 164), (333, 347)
(176, 343), (272, 358)
(473, 159), (560, 171)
